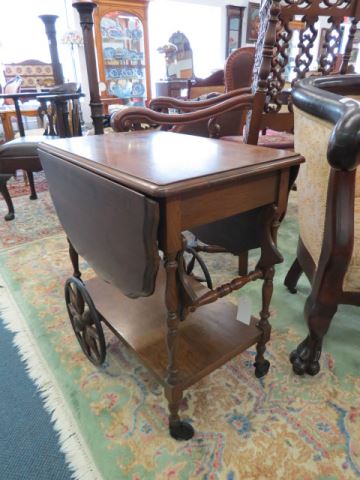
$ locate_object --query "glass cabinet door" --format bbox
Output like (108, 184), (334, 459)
(101, 11), (146, 106)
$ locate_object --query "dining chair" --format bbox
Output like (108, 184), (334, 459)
(0, 83), (83, 221)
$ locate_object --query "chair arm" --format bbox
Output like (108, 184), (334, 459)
(292, 75), (360, 171)
(0, 92), (41, 137)
(36, 93), (85, 102)
(0, 92), (39, 101)
(111, 93), (254, 133)
(149, 87), (252, 112)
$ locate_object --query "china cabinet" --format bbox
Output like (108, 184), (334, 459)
(94, 0), (151, 106)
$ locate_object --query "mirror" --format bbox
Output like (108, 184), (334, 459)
(166, 31), (194, 79)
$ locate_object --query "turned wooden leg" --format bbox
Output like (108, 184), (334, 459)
(164, 252), (194, 440)
(290, 295), (337, 376)
(254, 266), (274, 378)
(238, 251), (248, 276)
(284, 257), (303, 293)
(165, 386), (194, 440)
(27, 171), (38, 200)
(0, 175), (15, 221)
(68, 238), (82, 279)
(164, 253), (181, 386)
(253, 204), (283, 378)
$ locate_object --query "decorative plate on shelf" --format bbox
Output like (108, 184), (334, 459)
(104, 47), (116, 59)
(101, 26), (108, 39)
(131, 28), (143, 40)
(132, 82), (145, 97)
(101, 17), (117, 29)
(115, 48), (129, 60)
(108, 68), (120, 79)
(108, 27), (123, 40)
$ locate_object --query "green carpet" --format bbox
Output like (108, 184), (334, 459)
(0, 191), (360, 479)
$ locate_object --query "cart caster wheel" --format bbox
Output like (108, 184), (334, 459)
(169, 421), (195, 441)
(254, 359), (270, 378)
(65, 276), (106, 366)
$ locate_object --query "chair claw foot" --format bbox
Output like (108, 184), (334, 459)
(290, 336), (321, 376)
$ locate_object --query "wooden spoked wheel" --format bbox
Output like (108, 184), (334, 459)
(185, 247), (213, 289)
(65, 276), (106, 366)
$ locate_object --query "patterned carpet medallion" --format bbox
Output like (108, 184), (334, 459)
(0, 188), (360, 479)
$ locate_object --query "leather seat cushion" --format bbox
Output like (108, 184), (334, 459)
(0, 136), (57, 173)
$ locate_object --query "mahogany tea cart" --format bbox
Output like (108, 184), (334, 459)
(38, 131), (303, 440)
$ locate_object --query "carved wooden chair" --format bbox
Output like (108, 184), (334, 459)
(186, 46), (256, 101)
(187, 69), (225, 100)
(243, 0), (360, 149)
(115, 46), (254, 140)
(145, 46), (255, 138)
(111, 0), (360, 150)
(0, 83), (84, 221)
(283, 74), (360, 376)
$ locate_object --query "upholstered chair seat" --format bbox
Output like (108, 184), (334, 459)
(0, 136), (55, 170)
(0, 136), (49, 220)
(222, 130), (294, 150)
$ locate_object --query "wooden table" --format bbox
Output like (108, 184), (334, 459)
(38, 131), (303, 440)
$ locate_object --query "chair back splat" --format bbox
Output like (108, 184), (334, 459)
(246, 0), (360, 145)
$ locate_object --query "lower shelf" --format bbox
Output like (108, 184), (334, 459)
(86, 269), (262, 390)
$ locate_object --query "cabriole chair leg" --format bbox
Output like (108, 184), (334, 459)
(0, 175), (15, 221)
(27, 171), (38, 200)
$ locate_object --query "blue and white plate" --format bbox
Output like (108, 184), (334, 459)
(132, 82), (145, 97)
(108, 27), (123, 40)
(104, 47), (116, 59)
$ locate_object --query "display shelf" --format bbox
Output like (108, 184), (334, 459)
(94, 0), (151, 107)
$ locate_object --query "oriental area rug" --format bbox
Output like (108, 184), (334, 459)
(0, 189), (360, 479)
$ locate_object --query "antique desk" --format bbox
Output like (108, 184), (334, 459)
(38, 131), (303, 440)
